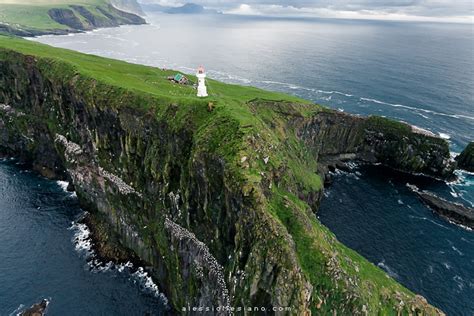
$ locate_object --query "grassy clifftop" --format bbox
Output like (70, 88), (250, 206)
(0, 0), (145, 36)
(0, 35), (446, 314)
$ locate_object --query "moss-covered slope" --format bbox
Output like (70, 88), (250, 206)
(0, 0), (145, 36)
(0, 36), (448, 314)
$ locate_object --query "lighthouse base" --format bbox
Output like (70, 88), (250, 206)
(197, 86), (208, 97)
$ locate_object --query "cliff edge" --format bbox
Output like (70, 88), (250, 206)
(0, 0), (145, 37)
(0, 36), (448, 314)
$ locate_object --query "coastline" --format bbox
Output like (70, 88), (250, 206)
(0, 34), (463, 314)
(0, 2), (146, 38)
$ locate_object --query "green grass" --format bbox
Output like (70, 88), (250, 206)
(0, 0), (107, 31)
(0, 35), (442, 314)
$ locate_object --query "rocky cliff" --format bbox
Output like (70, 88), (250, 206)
(456, 142), (474, 172)
(0, 37), (448, 315)
(0, 2), (145, 37)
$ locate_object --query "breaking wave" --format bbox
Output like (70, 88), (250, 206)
(68, 215), (168, 303)
(377, 260), (399, 278)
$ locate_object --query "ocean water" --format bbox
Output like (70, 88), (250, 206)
(0, 159), (168, 315)
(14, 12), (474, 315)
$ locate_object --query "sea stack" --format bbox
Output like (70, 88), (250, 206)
(456, 142), (474, 172)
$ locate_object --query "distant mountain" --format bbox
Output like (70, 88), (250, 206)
(141, 2), (221, 15)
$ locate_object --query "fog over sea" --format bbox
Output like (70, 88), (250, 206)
(2, 12), (472, 315)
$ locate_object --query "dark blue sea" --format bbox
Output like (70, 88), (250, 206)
(0, 160), (168, 315)
(3, 13), (471, 315)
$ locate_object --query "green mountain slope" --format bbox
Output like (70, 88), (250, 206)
(0, 0), (145, 36)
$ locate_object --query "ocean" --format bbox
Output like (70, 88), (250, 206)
(2, 12), (472, 315)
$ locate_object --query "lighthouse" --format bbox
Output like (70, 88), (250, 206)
(196, 66), (208, 97)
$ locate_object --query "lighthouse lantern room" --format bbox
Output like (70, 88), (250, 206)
(196, 66), (208, 97)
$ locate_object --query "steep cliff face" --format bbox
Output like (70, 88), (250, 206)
(0, 38), (448, 315)
(456, 142), (474, 172)
(48, 4), (145, 31)
(0, 2), (145, 37)
(295, 110), (455, 180)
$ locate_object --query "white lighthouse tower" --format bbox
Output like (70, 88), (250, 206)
(196, 66), (208, 97)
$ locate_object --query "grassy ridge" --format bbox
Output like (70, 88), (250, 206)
(0, 0), (144, 35)
(0, 0), (106, 31)
(0, 35), (442, 314)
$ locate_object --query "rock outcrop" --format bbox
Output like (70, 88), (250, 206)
(49, 4), (145, 31)
(295, 110), (455, 181)
(0, 41), (447, 315)
(456, 142), (474, 172)
(20, 299), (49, 316)
(408, 184), (474, 229)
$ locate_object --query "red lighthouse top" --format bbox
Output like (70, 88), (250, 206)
(197, 66), (205, 74)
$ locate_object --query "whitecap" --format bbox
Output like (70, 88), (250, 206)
(377, 260), (398, 278)
(68, 215), (168, 306)
(453, 275), (464, 290)
(438, 132), (451, 140)
(12, 298), (50, 316)
(359, 97), (474, 121)
(9, 304), (24, 316)
(452, 246), (464, 256)
(131, 267), (168, 302)
(449, 191), (460, 198)
(442, 262), (451, 270)
(69, 220), (93, 255)
(56, 180), (69, 192)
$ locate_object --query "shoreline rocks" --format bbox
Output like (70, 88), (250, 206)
(20, 299), (49, 316)
(407, 184), (474, 229)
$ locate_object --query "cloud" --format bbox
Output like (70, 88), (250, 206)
(140, 0), (474, 23)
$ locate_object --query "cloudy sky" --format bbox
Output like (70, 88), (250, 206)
(141, 0), (473, 23)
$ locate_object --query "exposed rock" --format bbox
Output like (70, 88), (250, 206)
(408, 184), (474, 229)
(48, 8), (85, 30)
(20, 299), (48, 316)
(2, 4), (145, 37)
(110, 0), (145, 16)
(456, 142), (474, 172)
(0, 46), (447, 315)
(295, 111), (455, 180)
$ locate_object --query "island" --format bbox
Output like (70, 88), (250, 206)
(0, 35), (460, 314)
(0, 0), (145, 37)
(407, 184), (474, 229)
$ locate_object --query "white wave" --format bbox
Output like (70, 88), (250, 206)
(377, 260), (399, 278)
(453, 275), (464, 290)
(446, 219), (473, 231)
(409, 215), (450, 230)
(69, 220), (93, 255)
(56, 180), (69, 192)
(438, 132), (451, 140)
(9, 304), (24, 316)
(452, 246), (464, 256)
(132, 267), (168, 302)
(317, 89), (353, 97)
(12, 299), (50, 316)
(69, 216), (168, 305)
(359, 97), (474, 121)
(449, 191), (460, 198)
(442, 262), (451, 270)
